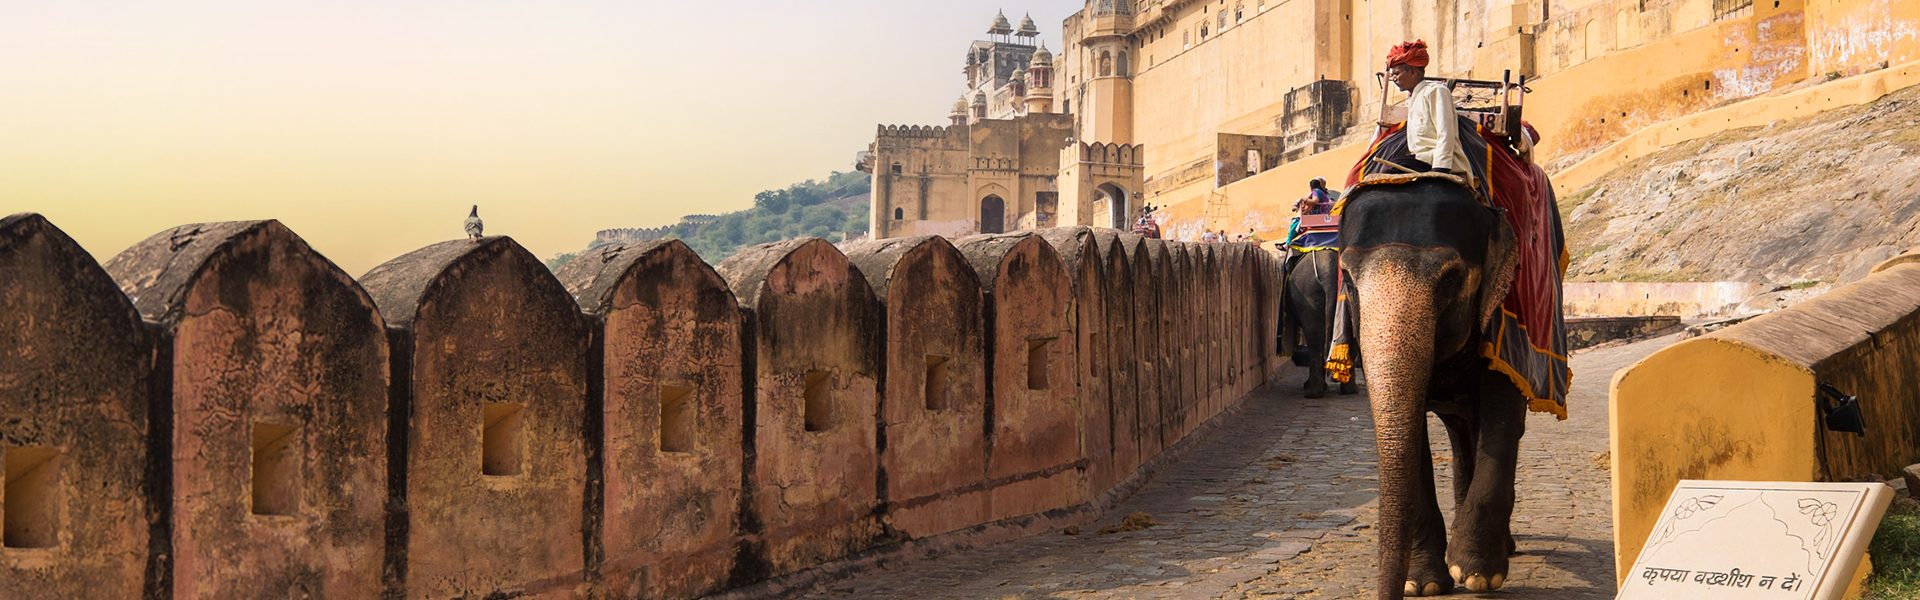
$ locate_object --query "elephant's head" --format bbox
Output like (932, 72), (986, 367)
(1338, 178), (1516, 599)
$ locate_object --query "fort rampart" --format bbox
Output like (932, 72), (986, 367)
(0, 213), (1284, 599)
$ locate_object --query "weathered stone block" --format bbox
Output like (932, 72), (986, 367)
(715, 239), (882, 578)
(956, 233), (1082, 520)
(556, 240), (744, 600)
(843, 235), (989, 539)
(106, 220), (388, 599)
(1130, 237), (1165, 459)
(360, 237), (588, 598)
(106, 221), (393, 600)
(1041, 228), (1115, 495)
(0, 214), (151, 599)
(1096, 232), (1143, 478)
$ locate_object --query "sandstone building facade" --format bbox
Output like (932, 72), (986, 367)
(866, 0), (1920, 241)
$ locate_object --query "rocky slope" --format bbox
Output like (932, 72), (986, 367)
(1562, 84), (1920, 287)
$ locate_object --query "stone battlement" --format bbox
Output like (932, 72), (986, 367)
(875, 124), (952, 139)
(0, 214), (1286, 599)
(1064, 141), (1145, 167)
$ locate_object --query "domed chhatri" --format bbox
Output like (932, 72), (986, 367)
(1031, 43), (1053, 67)
(1016, 13), (1039, 38)
(988, 10), (1013, 36)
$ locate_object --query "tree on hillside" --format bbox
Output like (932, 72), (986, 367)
(550, 168), (876, 267)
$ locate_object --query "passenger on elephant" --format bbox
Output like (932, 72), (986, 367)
(1285, 177), (1337, 247)
(1300, 177), (1335, 215)
(1384, 40), (1470, 177)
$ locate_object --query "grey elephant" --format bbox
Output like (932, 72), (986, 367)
(1340, 172), (1568, 599)
(1283, 248), (1358, 398)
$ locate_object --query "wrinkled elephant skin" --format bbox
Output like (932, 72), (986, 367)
(1339, 179), (1523, 600)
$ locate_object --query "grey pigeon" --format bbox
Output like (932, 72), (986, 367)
(465, 205), (484, 240)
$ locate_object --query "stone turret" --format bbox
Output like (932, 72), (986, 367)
(1016, 13), (1039, 41)
(1024, 44), (1055, 114)
(951, 97), (970, 126)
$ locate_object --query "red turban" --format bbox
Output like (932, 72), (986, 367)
(1387, 40), (1430, 69)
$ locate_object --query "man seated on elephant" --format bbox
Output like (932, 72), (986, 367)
(1385, 40), (1470, 177)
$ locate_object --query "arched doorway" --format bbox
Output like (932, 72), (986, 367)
(980, 195), (1006, 234)
(1096, 183), (1129, 229)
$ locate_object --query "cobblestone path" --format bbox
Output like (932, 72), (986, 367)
(800, 334), (1680, 599)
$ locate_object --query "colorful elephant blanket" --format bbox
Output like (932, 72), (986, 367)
(1329, 119), (1571, 419)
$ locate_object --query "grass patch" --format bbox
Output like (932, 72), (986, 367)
(1786, 280), (1823, 290)
(1866, 504), (1920, 599)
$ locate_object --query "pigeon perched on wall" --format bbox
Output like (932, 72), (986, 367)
(465, 205), (484, 240)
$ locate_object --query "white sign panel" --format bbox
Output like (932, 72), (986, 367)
(1617, 480), (1894, 600)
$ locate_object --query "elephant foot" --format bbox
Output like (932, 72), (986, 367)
(1339, 381), (1359, 395)
(1446, 554), (1509, 593)
(1405, 556), (1455, 596)
(1304, 381), (1328, 399)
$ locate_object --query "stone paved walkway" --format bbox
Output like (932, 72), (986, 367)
(799, 333), (1681, 599)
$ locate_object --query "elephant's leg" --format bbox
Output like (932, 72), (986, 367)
(1300, 303), (1330, 399)
(1445, 376), (1528, 593)
(1340, 378), (1360, 395)
(1437, 413), (1475, 513)
(1403, 420), (1454, 597)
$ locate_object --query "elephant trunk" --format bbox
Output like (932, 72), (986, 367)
(1354, 268), (1438, 600)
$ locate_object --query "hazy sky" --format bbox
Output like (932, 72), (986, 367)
(2, 1), (1076, 274)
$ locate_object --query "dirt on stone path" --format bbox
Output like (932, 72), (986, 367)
(796, 334), (1680, 599)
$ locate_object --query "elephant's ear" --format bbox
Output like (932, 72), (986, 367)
(1477, 209), (1519, 334)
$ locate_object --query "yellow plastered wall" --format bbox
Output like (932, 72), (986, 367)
(1607, 337), (1818, 582)
(1554, 59), (1920, 197)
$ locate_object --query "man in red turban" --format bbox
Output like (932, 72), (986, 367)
(1386, 40), (1468, 176)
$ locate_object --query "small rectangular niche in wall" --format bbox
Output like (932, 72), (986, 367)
(923, 355), (951, 410)
(659, 384), (696, 453)
(250, 423), (302, 516)
(482, 402), (527, 476)
(4, 446), (61, 548)
(1027, 338), (1053, 390)
(803, 370), (833, 432)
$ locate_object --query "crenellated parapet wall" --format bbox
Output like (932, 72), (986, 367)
(0, 213), (1286, 599)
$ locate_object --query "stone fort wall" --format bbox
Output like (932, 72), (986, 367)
(0, 213), (1285, 599)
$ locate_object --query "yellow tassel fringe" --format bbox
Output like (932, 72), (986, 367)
(1325, 343), (1353, 383)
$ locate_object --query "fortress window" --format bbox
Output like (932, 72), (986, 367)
(1200, 24), (1209, 39)
(1026, 338), (1054, 390)
(894, 207), (904, 220)
(890, 163), (903, 175)
(1099, 52), (1113, 77)
(1236, 3), (1244, 21)
(249, 423), (301, 516)
(1218, 10), (1227, 30)
(482, 402), (526, 476)
(3, 446), (60, 548)
(659, 384), (695, 453)
(1117, 52), (1131, 77)
(1247, 149), (1262, 175)
(1183, 31), (1190, 49)
(924, 356), (951, 410)
(803, 370), (833, 432)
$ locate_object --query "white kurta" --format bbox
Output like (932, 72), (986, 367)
(1406, 79), (1470, 174)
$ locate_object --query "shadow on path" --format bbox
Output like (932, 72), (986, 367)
(800, 334), (1680, 599)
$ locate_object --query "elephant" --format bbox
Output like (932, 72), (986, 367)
(1340, 177), (1524, 599)
(1283, 248), (1359, 398)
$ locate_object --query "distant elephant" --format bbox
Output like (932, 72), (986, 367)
(1341, 178), (1524, 599)
(1283, 248), (1358, 398)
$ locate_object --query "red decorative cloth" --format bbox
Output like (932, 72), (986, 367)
(1336, 121), (1572, 418)
(1387, 40), (1430, 68)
